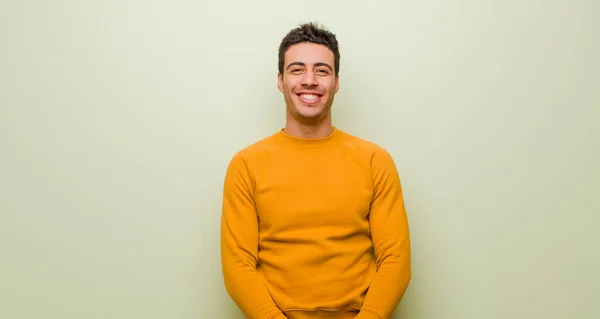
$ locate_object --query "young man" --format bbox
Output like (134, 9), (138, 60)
(220, 22), (411, 319)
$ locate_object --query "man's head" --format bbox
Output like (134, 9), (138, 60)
(277, 22), (340, 125)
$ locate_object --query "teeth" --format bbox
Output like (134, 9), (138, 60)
(300, 94), (319, 101)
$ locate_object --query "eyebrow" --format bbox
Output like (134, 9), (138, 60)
(286, 62), (334, 72)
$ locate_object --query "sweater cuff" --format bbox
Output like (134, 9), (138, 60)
(354, 310), (382, 319)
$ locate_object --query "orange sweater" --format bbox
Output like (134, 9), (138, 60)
(220, 128), (411, 319)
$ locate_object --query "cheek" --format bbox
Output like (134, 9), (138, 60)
(287, 79), (299, 88)
(320, 79), (336, 92)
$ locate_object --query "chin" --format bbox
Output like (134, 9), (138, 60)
(295, 111), (327, 123)
(295, 106), (322, 117)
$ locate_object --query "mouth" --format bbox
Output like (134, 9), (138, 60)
(295, 92), (323, 104)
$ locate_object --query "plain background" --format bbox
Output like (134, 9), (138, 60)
(1, 0), (598, 318)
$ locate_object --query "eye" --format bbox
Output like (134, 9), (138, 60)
(316, 69), (329, 75)
(291, 68), (303, 74)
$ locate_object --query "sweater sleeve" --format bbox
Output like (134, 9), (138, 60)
(356, 149), (412, 319)
(220, 154), (287, 319)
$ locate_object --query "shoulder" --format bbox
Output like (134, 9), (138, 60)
(227, 133), (279, 169)
(337, 129), (394, 162)
(237, 133), (278, 157)
(337, 129), (400, 182)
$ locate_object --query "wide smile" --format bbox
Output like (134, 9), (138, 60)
(295, 92), (323, 105)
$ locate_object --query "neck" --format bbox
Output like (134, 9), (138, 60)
(284, 115), (333, 139)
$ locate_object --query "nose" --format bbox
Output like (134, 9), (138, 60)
(301, 70), (318, 87)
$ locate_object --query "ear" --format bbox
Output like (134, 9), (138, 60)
(277, 73), (283, 93)
(334, 75), (340, 94)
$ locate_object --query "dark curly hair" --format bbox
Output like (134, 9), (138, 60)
(278, 22), (340, 77)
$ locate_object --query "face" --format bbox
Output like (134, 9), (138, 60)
(278, 42), (339, 124)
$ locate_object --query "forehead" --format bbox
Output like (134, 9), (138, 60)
(284, 42), (335, 66)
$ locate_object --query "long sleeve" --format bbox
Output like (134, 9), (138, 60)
(220, 154), (287, 319)
(356, 149), (412, 319)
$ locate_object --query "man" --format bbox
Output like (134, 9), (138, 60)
(220, 22), (411, 319)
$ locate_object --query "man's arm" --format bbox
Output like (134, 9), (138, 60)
(355, 149), (412, 319)
(220, 154), (287, 319)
